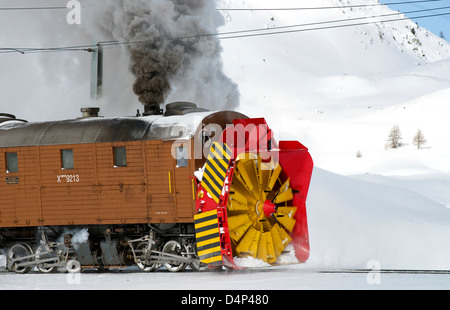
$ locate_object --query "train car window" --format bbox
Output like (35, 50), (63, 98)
(176, 145), (188, 168)
(61, 149), (74, 169)
(114, 147), (127, 167)
(6, 152), (18, 173)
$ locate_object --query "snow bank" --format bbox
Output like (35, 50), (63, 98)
(306, 168), (450, 270)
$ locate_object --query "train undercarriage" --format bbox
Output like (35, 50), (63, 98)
(0, 224), (204, 274)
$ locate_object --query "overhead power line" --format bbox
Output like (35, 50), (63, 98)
(0, 0), (441, 13)
(402, 0), (450, 22)
(218, 11), (450, 40)
(217, 0), (443, 11)
(213, 6), (450, 40)
(0, 7), (449, 55)
(0, 6), (67, 11)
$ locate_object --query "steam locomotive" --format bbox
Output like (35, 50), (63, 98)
(0, 102), (313, 273)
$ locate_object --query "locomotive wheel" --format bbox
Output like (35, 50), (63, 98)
(188, 244), (208, 271)
(162, 240), (188, 272)
(35, 245), (56, 273)
(135, 241), (159, 272)
(7, 243), (34, 274)
(227, 154), (297, 264)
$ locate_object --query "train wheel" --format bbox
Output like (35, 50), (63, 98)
(227, 155), (297, 264)
(188, 244), (208, 271)
(7, 243), (34, 274)
(162, 240), (188, 272)
(35, 245), (55, 273)
(135, 242), (159, 272)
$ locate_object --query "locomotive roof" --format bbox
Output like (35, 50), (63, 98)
(0, 111), (243, 148)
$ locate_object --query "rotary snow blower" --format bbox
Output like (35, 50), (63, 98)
(194, 118), (313, 269)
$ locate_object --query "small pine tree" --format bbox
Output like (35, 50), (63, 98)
(412, 129), (426, 150)
(387, 125), (402, 149)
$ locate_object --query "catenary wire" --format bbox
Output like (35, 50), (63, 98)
(217, 0), (443, 11)
(0, 6), (67, 11)
(218, 11), (450, 40)
(200, 6), (450, 41)
(0, 0), (442, 12)
(0, 7), (449, 54)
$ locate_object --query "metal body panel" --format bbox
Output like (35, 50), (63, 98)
(0, 110), (248, 229)
(0, 111), (227, 148)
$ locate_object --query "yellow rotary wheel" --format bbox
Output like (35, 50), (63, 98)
(227, 153), (298, 264)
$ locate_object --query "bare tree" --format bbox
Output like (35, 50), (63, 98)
(412, 129), (426, 150)
(387, 125), (402, 149)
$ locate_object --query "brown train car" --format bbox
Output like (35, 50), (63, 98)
(0, 105), (247, 273)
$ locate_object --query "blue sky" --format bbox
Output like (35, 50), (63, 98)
(380, 0), (450, 40)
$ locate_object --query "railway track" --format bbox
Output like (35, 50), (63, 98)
(316, 269), (450, 275)
(1, 253), (449, 276)
(225, 266), (450, 275)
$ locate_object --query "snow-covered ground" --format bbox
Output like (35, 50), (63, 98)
(1, 266), (449, 290)
(1, 0), (450, 289)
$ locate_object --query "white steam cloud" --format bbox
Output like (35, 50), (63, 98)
(58, 228), (89, 250)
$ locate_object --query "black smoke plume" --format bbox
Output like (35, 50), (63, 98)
(87, 0), (240, 113)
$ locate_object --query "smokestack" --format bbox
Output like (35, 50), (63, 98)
(80, 107), (100, 118)
(143, 104), (163, 116)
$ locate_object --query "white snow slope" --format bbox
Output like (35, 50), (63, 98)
(1, 0), (450, 289)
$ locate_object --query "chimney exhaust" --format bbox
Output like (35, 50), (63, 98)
(143, 104), (163, 116)
(80, 107), (100, 118)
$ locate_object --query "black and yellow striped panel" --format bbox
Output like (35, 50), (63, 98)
(194, 209), (222, 264)
(201, 142), (232, 204)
